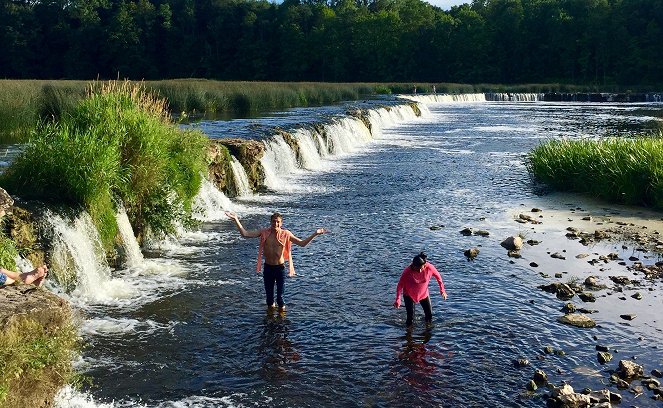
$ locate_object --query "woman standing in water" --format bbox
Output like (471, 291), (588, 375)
(394, 252), (447, 327)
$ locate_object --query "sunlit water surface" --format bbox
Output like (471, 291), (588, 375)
(63, 101), (663, 407)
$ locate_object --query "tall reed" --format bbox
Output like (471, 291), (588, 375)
(527, 135), (663, 208)
(0, 81), (208, 248)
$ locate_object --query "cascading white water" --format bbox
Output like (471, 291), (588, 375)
(14, 256), (34, 273)
(230, 156), (252, 196)
(401, 93), (543, 103)
(323, 117), (372, 155)
(192, 178), (236, 221)
(292, 128), (323, 170)
(115, 205), (143, 268)
(399, 93), (488, 103)
(49, 211), (135, 303)
(261, 135), (300, 190)
(367, 105), (422, 138)
(260, 102), (425, 184)
(485, 93), (543, 101)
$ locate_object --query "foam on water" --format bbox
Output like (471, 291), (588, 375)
(81, 317), (178, 337)
(55, 386), (268, 408)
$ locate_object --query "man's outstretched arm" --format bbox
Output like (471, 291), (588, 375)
(224, 211), (261, 238)
(290, 228), (329, 247)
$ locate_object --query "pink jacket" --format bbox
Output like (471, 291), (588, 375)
(257, 228), (295, 276)
(395, 263), (446, 306)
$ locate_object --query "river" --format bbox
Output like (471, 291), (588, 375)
(52, 97), (663, 407)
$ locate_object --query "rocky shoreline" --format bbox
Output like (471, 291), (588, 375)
(456, 198), (663, 407)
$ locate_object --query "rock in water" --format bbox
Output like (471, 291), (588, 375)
(558, 314), (596, 328)
(597, 351), (613, 364)
(501, 236), (523, 250)
(464, 247), (480, 259)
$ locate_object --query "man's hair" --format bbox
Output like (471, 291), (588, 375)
(271, 212), (283, 221)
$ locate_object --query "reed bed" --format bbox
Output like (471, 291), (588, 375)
(527, 135), (663, 208)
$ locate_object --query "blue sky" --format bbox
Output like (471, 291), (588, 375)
(425, 0), (469, 9)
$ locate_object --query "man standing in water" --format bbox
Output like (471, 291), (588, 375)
(225, 211), (328, 311)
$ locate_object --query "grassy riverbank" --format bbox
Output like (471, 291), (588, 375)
(0, 315), (79, 408)
(0, 79), (597, 144)
(527, 136), (663, 208)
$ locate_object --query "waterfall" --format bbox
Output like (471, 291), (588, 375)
(192, 178), (236, 221)
(49, 211), (134, 303)
(367, 105), (421, 138)
(115, 205), (143, 267)
(323, 117), (372, 155)
(292, 128), (324, 170)
(230, 156), (252, 196)
(259, 102), (425, 186)
(400, 93), (487, 103)
(485, 93), (543, 102)
(261, 135), (300, 190)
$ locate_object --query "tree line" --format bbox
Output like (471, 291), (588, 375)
(1, 0), (662, 87)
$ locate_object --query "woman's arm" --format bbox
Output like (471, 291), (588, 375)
(430, 264), (448, 300)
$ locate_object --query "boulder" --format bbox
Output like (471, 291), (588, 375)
(501, 236), (523, 251)
(617, 360), (644, 379)
(556, 284), (575, 300)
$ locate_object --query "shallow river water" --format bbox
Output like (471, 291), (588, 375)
(56, 100), (663, 407)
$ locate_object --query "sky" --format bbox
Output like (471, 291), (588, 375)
(425, 0), (469, 9)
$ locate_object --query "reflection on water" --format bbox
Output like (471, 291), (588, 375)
(258, 310), (300, 381)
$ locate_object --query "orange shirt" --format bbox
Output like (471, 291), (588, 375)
(257, 228), (295, 276)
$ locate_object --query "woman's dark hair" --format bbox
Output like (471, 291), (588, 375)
(412, 252), (427, 268)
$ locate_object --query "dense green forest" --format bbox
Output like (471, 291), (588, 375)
(1, 0), (662, 86)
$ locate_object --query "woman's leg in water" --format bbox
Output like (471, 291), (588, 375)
(404, 295), (415, 327)
(420, 296), (433, 324)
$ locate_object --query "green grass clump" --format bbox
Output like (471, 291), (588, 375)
(0, 81), (208, 247)
(527, 135), (663, 208)
(0, 234), (18, 272)
(0, 317), (79, 408)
